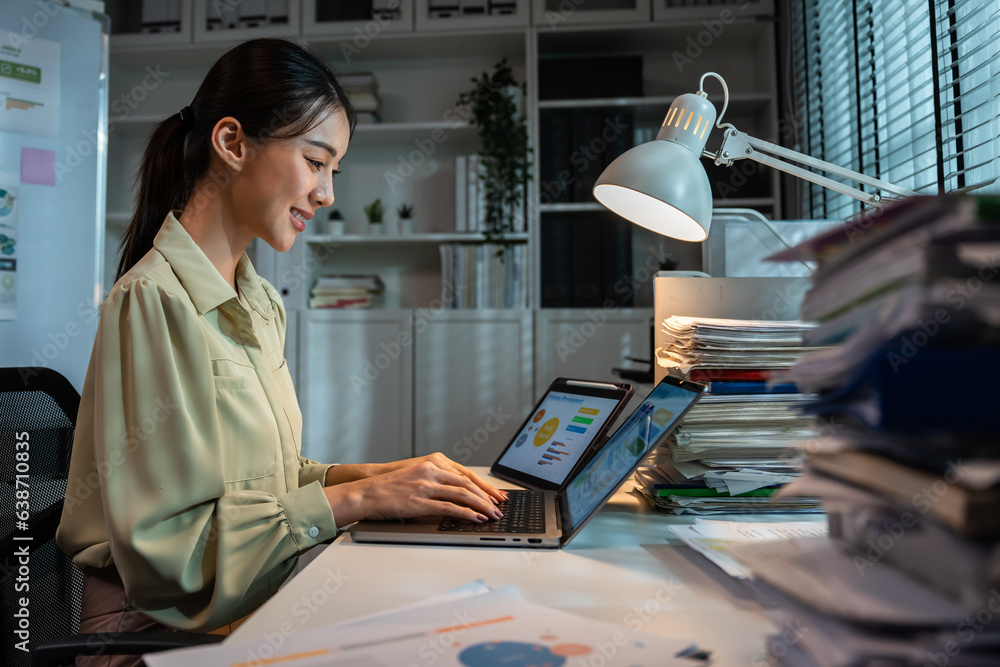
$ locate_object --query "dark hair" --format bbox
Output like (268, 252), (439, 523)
(115, 38), (356, 282)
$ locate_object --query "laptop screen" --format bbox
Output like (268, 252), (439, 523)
(561, 377), (704, 539)
(494, 390), (624, 485)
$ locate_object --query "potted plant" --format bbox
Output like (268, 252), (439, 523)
(326, 208), (344, 235)
(363, 198), (383, 235)
(457, 59), (532, 256)
(396, 203), (414, 235)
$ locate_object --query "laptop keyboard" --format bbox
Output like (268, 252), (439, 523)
(438, 490), (547, 534)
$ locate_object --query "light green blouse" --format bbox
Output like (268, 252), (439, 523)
(56, 212), (338, 632)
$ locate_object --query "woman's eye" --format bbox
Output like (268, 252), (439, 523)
(307, 159), (324, 169)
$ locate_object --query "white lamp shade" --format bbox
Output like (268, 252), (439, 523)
(593, 139), (713, 242)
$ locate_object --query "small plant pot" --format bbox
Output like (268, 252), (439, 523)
(327, 219), (345, 236)
(368, 221), (383, 235)
(399, 218), (414, 235)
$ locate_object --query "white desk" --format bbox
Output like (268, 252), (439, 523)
(231, 470), (785, 665)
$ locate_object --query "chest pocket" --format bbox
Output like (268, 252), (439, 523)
(271, 357), (303, 453)
(213, 359), (279, 483)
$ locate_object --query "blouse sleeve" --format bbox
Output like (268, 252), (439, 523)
(94, 277), (338, 632)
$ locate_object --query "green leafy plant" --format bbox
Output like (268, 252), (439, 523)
(458, 59), (532, 255)
(363, 199), (383, 223)
(396, 203), (414, 219)
(327, 208), (343, 220)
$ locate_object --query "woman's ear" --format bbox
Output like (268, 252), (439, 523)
(210, 116), (246, 172)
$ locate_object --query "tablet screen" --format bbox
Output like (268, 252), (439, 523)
(562, 378), (704, 534)
(494, 389), (623, 485)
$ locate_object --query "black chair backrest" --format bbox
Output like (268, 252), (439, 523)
(1, 367), (84, 667)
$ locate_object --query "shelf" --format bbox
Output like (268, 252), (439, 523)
(538, 202), (603, 213)
(305, 233), (529, 245)
(351, 120), (476, 146)
(537, 92), (772, 111)
(308, 28), (526, 64)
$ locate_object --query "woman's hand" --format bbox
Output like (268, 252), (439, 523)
(325, 453), (507, 504)
(323, 453), (509, 528)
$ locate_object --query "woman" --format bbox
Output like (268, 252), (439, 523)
(55, 38), (505, 663)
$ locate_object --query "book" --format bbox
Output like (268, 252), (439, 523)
(826, 502), (1000, 608)
(705, 381), (799, 394)
(454, 155), (467, 232)
(689, 368), (780, 382)
(807, 450), (1000, 537)
(570, 216), (602, 307)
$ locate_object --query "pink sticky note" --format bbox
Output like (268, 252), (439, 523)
(21, 147), (57, 186)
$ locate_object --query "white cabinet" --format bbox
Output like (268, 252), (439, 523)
(533, 308), (653, 387)
(297, 309), (413, 464)
(533, 307), (655, 430)
(413, 310), (533, 465)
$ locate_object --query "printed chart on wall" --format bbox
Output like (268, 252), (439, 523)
(496, 391), (622, 484)
(0, 30), (60, 137)
(0, 180), (16, 319)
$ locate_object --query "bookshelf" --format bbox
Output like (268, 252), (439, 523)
(102, 0), (780, 464)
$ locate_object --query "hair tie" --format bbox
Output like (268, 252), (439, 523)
(178, 105), (194, 132)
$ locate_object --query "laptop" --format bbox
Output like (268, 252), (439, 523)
(350, 375), (705, 548)
(489, 377), (634, 492)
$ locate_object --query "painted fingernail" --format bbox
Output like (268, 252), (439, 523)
(476, 513), (488, 523)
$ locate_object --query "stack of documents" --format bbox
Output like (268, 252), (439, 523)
(309, 274), (385, 309)
(657, 315), (818, 377)
(638, 316), (823, 512)
(144, 581), (708, 667)
(723, 196), (1000, 666)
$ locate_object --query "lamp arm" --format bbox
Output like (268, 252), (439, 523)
(711, 128), (919, 208)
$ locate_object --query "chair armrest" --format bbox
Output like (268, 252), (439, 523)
(31, 631), (225, 667)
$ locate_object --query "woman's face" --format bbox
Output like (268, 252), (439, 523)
(232, 107), (351, 252)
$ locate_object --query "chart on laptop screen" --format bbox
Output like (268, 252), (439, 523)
(495, 391), (622, 484)
(565, 382), (698, 524)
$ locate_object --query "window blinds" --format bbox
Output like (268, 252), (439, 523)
(788, 0), (1000, 219)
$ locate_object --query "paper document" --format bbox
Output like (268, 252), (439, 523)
(668, 519), (827, 578)
(145, 584), (704, 667)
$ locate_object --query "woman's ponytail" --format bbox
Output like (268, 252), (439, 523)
(114, 111), (193, 282)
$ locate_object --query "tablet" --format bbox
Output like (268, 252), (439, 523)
(490, 377), (634, 491)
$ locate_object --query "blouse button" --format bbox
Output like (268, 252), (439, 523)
(308, 526), (320, 538)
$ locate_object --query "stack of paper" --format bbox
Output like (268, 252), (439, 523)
(723, 195), (1000, 666)
(309, 274), (384, 309)
(638, 316), (823, 512)
(657, 316), (818, 376)
(144, 582), (708, 667)
(340, 72), (381, 124)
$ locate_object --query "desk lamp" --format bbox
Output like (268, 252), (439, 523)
(593, 72), (919, 241)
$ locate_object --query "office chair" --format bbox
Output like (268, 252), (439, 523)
(0, 367), (223, 667)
